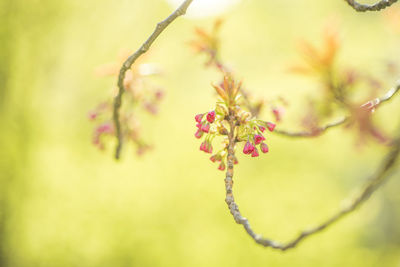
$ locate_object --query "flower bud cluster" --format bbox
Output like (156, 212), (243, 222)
(90, 53), (163, 156)
(195, 75), (276, 170)
(240, 120), (275, 158)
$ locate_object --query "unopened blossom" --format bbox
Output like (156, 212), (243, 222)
(195, 129), (203, 139)
(218, 162), (226, 171)
(272, 107), (285, 122)
(260, 142), (269, 153)
(207, 110), (216, 123)
(251, 147), (259, 157)
(200, 140), (213, 153)
(266, 122), (276, 132)
(201, 123), (210, 133)
(254, 134), (265, 145)
(243, 141), (255, 154)
(210, 154), (218, 162)
(195, 113), (204, 123)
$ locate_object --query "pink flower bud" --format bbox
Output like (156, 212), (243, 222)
(243, 141), (255, 154)
(206, 110), (216, 123)
(258, 125), (266, 132)
(144, 102), (158, 115)
(272, 107), (284, 122)
(266, 122), (276, 132)
(254, 134), (265, 145)
(210, 154), (218, 162)
(218, 162), (226, 171)
(251, 147), (259, 157)
(155, 90), (164, 100)
(200, 141), (207, 152)
(97, 123), (112, 133)
(195, 113), (204, 123)
(200, 141), (212, 153)
(260, 142), (269, 153)
(233, 156), (239, 165)
(194, 129), (203, 139)
(201, 123), (210, 133)
(88, 111), (98, 121)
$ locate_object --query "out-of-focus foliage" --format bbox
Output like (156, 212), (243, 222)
(1, 0), (400, 266)
(90, 51), (164, 155)
(290, 22), (389, 144)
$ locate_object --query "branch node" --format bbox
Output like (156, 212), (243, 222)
(112, 0), (193, 159)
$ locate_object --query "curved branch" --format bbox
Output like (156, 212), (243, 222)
(274, 117), (348, 137)
(361, 79), (400, 110)
(225, 110), (400, 250)
(275, 79), (400, 138)
(113, 0), (193, 159)
(344, 0), (398, 12)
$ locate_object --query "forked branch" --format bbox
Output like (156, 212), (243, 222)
(113, 0), (193, 159)
(225, 107), (400, 250)
(344, 0), (398, 11)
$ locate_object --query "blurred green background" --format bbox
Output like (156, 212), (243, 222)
(1, 0), (400, 266)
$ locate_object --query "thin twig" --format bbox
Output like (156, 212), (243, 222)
(361, 79), (400, 109)
(113, 0), (193, 159)
(344, 0), (398, 11)
(275, 79), (400, 138)
(224, 110), (400, 250)
(274, 117), (348, 137)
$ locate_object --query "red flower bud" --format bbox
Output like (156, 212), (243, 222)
(251, 147), (259, 157)
(88, 111), (98, 121)
(218, 162), (226, 171)
(258, 125), (266, 132)
(210, 154), (218, 162)
(195, 129), (203, 139)
(200, 141), (207, 152)
(97, 123), (113, 133)
(260, 142), (269, 153)
(266, 122), (276, 132)
(272, 107), (284, 122)
(201, 123), (210, 133)
(195, 113), (204, 123)
(206, 110), (216, 123)
(200, 140), (213, 153)
(243, 141), (255, 154)
(144, 102), (158, 115)
(254, 134), (265, 145)
(233, 156), (239, 165)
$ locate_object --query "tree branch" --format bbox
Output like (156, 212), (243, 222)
(274, 117), (348, 137)
(274, 79), (400, 138)
(113, 0), (193, 160)
(344, 0), (398, 12)
(224, 107), (400, 250)
(361, 79), (400, 110)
